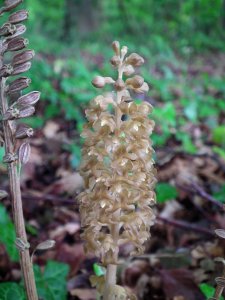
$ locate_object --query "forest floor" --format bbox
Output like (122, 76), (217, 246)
(0, 51), (225, 300)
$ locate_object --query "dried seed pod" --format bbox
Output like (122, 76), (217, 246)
(15, 124), (33, 139)
(16, 91), (40, 107)
(18, 106), (35, 118)
(126, 53), (144, 67)
(126, 75), (144, 88)
(5, 24), (26, 40)
(7, 37), (29, 51)
(8, 10), (28, 24)
(0, 64), (13, 77)
(3, 0), (23, 11)
(0, 23), (16, 36)
(35, 240), (56, 251)
(12, 49), (34, 66)
(114, 79), (125, 91)
(110, 55), (120, 67)
(11, 61), (31, 75)
(18, 142), (31, 164)
(112, 41), (120, 56)
(215, 229), (225, 239)
(8, 77), (31, 93)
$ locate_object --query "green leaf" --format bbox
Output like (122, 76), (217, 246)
(0, 204), (19, 262)
(156, 183), (178, 203)
(212, 126), (225, 147)
(93, 263), (105, 277)
(213, 146), (225, 161)
(184, 101), (197, 122)
(199, 283), (224, 300)
(34, 260), (69, 300)
(176, 132), (197, 154)
(0, 282), (26, 300)
(213, 185), (225, 203)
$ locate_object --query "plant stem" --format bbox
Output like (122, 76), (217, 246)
(103, 58), (124, 300)
(0, 78), (38, 300)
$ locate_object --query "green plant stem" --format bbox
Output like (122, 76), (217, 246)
(0, 78), (38, 300)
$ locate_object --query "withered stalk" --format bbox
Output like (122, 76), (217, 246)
(0, 0), (40, 298)
(0, 78), (38, 300)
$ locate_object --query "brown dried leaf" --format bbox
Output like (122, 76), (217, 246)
(160, 269), (205, 300)
(18, 142), (31, 164)
(16, 91), (40, 107)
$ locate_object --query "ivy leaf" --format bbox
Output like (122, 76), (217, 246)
(0, 204), (19, 262)
(34, 260), (70, 300)
(156, 183), (178, 203)
(0, 282), (26, 300)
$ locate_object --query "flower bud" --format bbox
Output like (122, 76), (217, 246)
(4, 0), (23, 11)
(121, 46), (128, 58)
(11, 61), (31, 75)
(92, 76), (105, 88)
(18, 142), (31, 164)
(114, 79), (125, 91)
(0, 23), (16, 36)
(18, 106), (35, 118)
(15, 124), (34, 139)
(126, 75), (144, 88)
(6, 24), (26, 40)
(110, 55), (120, 67)
(8, 77), (31, 93)
(134, 82), (149, 93)
(8, 10), (28, 24)
(112, 41), (120, 56)
(7, 37), (29, 51)
(126, 53), (144, 67)
(12, 49), (34, 66)
(16, 91), (40, 107)
(123, 65), (135, 76)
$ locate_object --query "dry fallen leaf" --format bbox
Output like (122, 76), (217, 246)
(70, 288), (96, 300)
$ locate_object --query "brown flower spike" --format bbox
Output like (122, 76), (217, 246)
(0, 1), (40, 299)
(79, 41), (156, 299)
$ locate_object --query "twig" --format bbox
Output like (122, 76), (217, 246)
(157, 215), (215, 237)
(178, 182), (223, 209)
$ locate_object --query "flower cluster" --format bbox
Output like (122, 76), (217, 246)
(0, 0), (40, 165)
(79, 41), (156, 269)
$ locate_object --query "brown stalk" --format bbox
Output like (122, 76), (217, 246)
(0, 1), (39, 299)
(0, 77), (38, 300)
